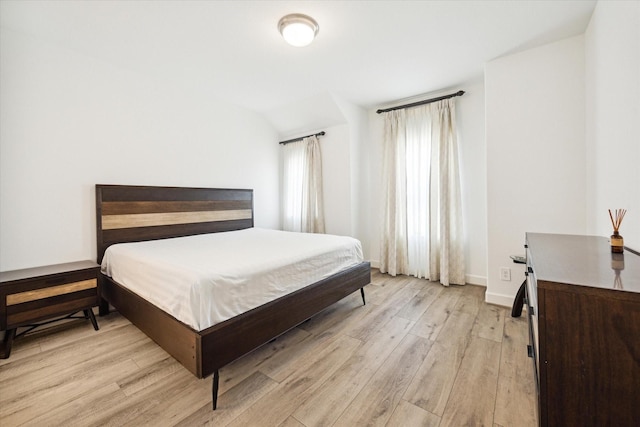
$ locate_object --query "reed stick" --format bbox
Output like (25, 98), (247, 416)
(608, 209), (627, 232)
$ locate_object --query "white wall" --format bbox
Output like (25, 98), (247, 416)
(333, 95), (372, 256)
(367, 81), (489, 286)
(585, 1), (640, 250)
(457, 81), (488, 285)
(319, 123), (353, 237)
(0, 27), (280, 271)
(485, 35), (587, 306)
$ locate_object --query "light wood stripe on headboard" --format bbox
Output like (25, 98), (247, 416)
(102, 209), (253, 230)
(96, 185), (254, 263)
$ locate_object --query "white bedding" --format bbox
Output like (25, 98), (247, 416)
(101, 228), (364, 331)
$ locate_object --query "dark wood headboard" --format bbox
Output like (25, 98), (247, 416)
(96, 185), (254, 263)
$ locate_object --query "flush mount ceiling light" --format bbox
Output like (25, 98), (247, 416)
(278, 13), (319, 47)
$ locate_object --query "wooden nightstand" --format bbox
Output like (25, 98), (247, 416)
(0, 260), (101, 358)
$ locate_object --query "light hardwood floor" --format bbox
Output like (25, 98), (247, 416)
(0, 270), (536, 426)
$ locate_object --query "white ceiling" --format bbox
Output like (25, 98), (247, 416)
(1, 0), (597, 131)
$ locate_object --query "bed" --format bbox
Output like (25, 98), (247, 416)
(95, 184), (371, 409)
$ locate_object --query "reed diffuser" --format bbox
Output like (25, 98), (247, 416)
(608, 209), (627, 253)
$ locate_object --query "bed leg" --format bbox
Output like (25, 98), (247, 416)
(212, 370), (219, 410)
(98, 298), (110, 316)
(360, 287), (366, 305)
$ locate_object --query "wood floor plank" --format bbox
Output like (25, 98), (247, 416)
(17, 382), (123, 426)
(439, 336), (502, 426)
(454, 284), (486, 316)
(0, 332), (42, 366)
(0, 324), (148, 398)
(226, 335), (362, 426)
(118, 356), (184, 397)
(364, 274), (413, 306)
(472, 302), (507, 343)
(293, 315), (414, 427)
(279, 416), (306, 427)
(0, 321), (136, 384)
(404, 311), (476, 416)
(1, 357), (141, 426)
(261, 303), (371, 383)
(345, 285), (420, 342)
(409, 286), (463, 341)
(332, 333), (433, 427)
(123, 374), (212, 426)
(0, 309), (128, 368)
(217, 326), (311, 391)
(84, 369), (196, 426)
(175, 371), (279, 427)
(502, 314), (529, 344)
(386, 399), (441, 427)
(493, 316), (537, 427)
(396, 280), (444, 321)
(297, 290), (367, 335)
(36, 310), (129, 352)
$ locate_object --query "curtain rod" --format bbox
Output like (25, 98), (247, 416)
(279, 131), (326, 145)
(376, 90), (465, 114)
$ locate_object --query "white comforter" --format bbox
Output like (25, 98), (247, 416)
(101, 228), (364, 331)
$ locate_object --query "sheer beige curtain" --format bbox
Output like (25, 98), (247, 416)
(380, 99), (465, 286)
(282, 135), (325, 233)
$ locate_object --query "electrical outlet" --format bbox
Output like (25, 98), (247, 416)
(500, 267), (511, 281)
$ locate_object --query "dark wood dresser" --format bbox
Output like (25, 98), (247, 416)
(525, 233), (640, 426)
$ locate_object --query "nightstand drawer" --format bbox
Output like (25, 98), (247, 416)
(7, 278), (97, 305)
(7, 287), (98, 327)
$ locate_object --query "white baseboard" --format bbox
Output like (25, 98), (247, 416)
(485, 291), (516, 308)
(465, 274), (486, 286)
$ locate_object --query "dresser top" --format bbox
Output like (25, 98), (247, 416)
(0, 260), (100, 284)
(526, 233), (640, 293)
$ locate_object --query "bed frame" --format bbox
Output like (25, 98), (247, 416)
(95, 184), (371, 409)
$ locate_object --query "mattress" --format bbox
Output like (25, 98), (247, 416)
(101, 227), (364, 331)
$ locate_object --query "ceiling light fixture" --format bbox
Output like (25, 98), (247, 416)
(278, 13), (319, 47)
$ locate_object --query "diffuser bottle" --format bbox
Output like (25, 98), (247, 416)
(610, 231), (624, 253)
(608, 208), (627, 254)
